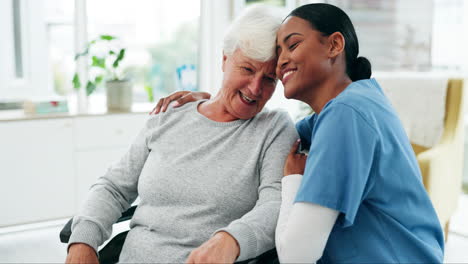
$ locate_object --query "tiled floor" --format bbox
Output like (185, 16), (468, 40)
(1, 195), (467, 263)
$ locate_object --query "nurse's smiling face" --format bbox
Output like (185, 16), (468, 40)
(275, 16), (331, 101)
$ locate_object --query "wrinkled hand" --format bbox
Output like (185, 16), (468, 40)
(65, 243), (98, 264)
(150, 91), (212, 114)
(284, 139), (307, 176)
(186, 231), (240, 264)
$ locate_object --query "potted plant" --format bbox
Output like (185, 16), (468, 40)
(72, 35), (132, 112)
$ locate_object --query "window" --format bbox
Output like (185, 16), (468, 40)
(1, 0), (50, 100)
(0, 0), (25, 99)
(86, 0), (200, 102)
(44, 0), (74, 96)
(432, 0), (464, 71)
(1, 0), (201, 105)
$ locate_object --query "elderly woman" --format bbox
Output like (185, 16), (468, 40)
(65, 5), (297, 264)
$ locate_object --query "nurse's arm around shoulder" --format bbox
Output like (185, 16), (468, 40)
(276, 140), (339, 263)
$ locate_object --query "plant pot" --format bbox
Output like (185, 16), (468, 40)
(106, 80), (132, 112)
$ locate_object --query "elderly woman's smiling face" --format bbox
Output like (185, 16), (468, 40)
(218, 49), (278, 120)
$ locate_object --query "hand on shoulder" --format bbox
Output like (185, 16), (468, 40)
(150, 91), (212, 114)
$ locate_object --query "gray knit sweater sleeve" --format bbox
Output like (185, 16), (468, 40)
(216, 111), (298, 261)
(68, 117), (152, 253)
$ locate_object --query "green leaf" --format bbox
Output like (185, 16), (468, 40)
(144, 84), (154, 102)
(109, 50), (116, 55)
(95, 75), (104, 84)
(92, 56), (106, 68)
(113, 48), (126, 68)
(72, 73), (81, 89)
(100, 35), (116, 41)
(86, 81), (96, 96)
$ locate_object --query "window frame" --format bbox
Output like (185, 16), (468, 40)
(1, 0), (51, 100)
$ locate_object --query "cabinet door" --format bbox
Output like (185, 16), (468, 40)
(74, 114), (149, 150)
(0, 119), (75, 227)
(74, 114), (148, 209)
(75, 147), (127, 209)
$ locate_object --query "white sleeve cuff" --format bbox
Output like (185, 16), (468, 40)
(281, 174), (303, 203)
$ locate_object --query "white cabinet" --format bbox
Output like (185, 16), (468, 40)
(75, 148), (127, 209)
(0, 119), (75, 227)
(74, 114), (148, 150)
(74, 114), (148, 209)
(0, 113), (148, 227)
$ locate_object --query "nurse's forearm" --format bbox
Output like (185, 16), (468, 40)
(276, 175), (302, 253)
(276, 175), (339, 263)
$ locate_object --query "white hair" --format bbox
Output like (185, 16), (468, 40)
(223, 5), (286, 62)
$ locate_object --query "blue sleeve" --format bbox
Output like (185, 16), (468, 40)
(295, 103), (378, 227)
(295, 114), (316, 151)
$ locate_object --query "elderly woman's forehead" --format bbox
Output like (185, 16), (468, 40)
(248, 59), (277, 72)
(230, 49), (276, 63)
(237, 54), (276, 66)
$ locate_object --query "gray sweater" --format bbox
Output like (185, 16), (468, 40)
(68, 100), (298, 263)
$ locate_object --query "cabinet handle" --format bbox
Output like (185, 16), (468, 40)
(115, 129), (123, 135)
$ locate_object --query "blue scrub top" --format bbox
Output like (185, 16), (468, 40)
(295, 78), (444, 263)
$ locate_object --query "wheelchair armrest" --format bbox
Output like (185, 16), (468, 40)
(235, 248), (278, 264)
(118, 205), (136, 222)
(59, 218), (73, 243)
(59, 205), (137, 244)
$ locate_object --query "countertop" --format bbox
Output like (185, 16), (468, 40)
(0, 102), (154, 122)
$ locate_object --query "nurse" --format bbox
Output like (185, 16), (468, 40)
(275, 3), (444, 263)
(151, 3), (445, 263)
